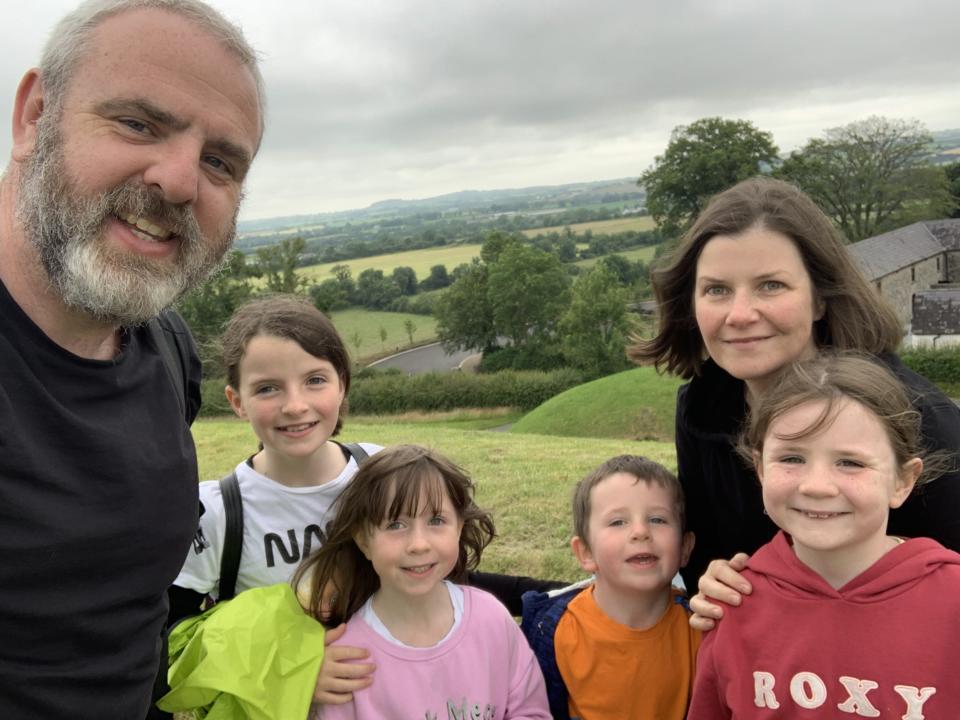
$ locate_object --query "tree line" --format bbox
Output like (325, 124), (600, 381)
(639, 115), (960, 244)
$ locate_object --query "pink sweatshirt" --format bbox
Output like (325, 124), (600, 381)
(318, 586), (549, 720)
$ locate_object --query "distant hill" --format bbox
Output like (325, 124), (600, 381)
(237, 177), (644, 236)
(931, 128), (960, 165)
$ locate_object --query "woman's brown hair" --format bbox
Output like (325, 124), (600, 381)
(292, 444), (496, 627)
(628, 177), (902, 378)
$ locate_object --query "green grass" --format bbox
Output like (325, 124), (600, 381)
(328, 309), (438, 360)
(298, 244), (483, 284)
(522, 215), (656, 238)
(574, 244), (660, 269)
(191, 415), (675, 581)
(937, 380), (960, 398)
(511, 367), (684, 442)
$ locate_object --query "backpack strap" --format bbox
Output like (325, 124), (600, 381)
(337, 441), (369, 465)
(147, 308), (200, 424)
(214, 444), (366, 603)
(217, 472), (244, 602)
(147, 314), (186, 421)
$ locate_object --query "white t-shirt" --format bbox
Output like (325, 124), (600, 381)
(174, 442), (382, 598)
(362, 581), (465, 648)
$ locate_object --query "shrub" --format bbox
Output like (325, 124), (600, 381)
(197, 367), (586, 417)
(198, 377), (232, 417)
(900, 346), (960, 384)
(349, 368), (585, 414)
(478, 344), (568, 373)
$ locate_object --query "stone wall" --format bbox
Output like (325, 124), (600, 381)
(876, 255), (944, 328)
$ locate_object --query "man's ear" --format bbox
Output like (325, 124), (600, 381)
(12, 69), (46, 162)
(571, 536), (597, 574)
(224, 385), (245, 419)
(891, 458), (922, 509)
(679, 531), (695, 568)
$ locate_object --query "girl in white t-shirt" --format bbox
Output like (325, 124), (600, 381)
(170, 293), (380, 619)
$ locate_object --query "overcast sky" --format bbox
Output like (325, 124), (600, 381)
(3, 0), (958, 221)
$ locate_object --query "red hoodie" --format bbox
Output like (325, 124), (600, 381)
(688, 531), (960, 719)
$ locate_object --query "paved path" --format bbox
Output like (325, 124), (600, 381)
(367, 342), (478, 374)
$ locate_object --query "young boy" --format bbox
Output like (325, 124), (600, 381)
(521, 455), (701, 720)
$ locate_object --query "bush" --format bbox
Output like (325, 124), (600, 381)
(349, 368), (585, 414)
(197, 367), (586, 417)
(198, 377), (232, 417)
(900, 347), (960, 384)
(478, 344), (567, 373)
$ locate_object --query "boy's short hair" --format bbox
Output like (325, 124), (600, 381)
(572, 455), (685, 547)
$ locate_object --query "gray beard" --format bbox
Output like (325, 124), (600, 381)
(16, 117), (236, 325)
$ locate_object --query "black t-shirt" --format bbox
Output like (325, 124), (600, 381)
(0, 280), (200, 718)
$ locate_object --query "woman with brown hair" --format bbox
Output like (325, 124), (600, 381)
(629, 177), (960, 621)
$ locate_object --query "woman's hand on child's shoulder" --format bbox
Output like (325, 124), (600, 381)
(313, 623), (376, 705)
(689, 553), (753, 632)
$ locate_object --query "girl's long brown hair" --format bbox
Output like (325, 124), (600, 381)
(292, 444), (496, 627)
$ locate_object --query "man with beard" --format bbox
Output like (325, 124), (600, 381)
(0, 1), (263, 716)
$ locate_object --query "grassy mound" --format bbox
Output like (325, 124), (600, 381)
(510, 366), (684, 442)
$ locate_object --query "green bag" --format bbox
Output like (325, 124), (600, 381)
(158, 584), (326, 720)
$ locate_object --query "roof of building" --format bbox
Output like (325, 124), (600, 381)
(912, 289), (960, 335)
(848, 222), (945, 280)
(925, 219), (960, 251)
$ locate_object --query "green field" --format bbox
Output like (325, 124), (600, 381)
(298, 244), (483, 284)
(329, 309), (438, 360)
(522, 215), (656, 238)
(192, 414), (675, 580)
(574, 244), (660, 269)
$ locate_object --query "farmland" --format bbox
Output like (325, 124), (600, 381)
(298, 243), (483, 283)
(522, 215), (656, 238)
(329, 308), (438, 359)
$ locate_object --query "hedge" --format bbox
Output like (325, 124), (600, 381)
(349, 368), (585, 414)
(196, 368), (586, 417)
(900, 347), (960, 384)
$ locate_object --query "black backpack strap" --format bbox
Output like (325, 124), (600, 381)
(217, 472), (244, 602)
(338, 442), (369, 465)
(147, 315), (185, 421)
(147, 309), (201, 424)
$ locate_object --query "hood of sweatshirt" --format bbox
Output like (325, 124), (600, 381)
(748, 531), (960, 603)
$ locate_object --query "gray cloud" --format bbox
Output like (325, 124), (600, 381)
(3, 0), (958, 219)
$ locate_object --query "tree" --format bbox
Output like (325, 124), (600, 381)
(434, 261), (497, 352)
(419, 264), (451, 291)
(378, 325), (388, 350)
(639, 117), (779, 238)
(356, 268), (400, 309)
(776, 117), (951, 242)
(487, 244), (570, 347)
(328, 264), (356, 305)
(348, 330), (363, 366)
(479, 231), (520, 265)
(391, 266), (418, 296)
(403, 318), (417, 346)
(945, 161), (960, 219)
(176, 250), (254, 369)
(309, 278), (349, 314)
(560, 265), (632, 376)
(254, 237), (306, 293)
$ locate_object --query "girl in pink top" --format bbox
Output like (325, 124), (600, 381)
(295, 444), (550, 720)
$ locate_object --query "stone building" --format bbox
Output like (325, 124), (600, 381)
(848, 219), (960, 347)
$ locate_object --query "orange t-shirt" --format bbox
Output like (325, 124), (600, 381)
(554, 585), (701, 720)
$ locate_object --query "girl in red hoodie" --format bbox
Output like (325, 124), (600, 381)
(688, 353), (960, 719)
